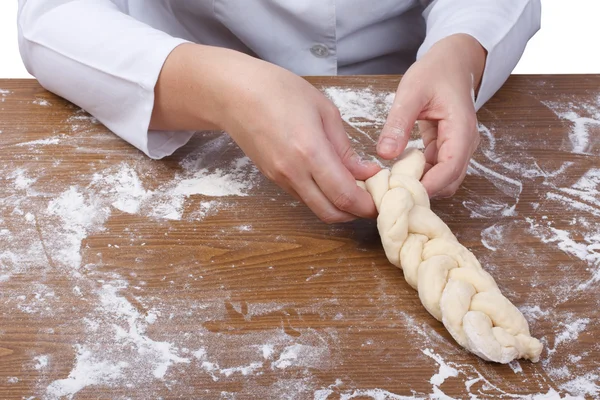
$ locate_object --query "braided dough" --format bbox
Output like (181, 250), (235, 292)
(358, 149), (542, 363)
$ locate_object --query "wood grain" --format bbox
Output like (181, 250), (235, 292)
(0, 76), (599, 399)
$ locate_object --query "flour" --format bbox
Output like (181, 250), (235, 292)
(520, 305), (550, 321)
(97, 283), (191, 379)
(469, 159), (523, 199)
(420, 349), (584, 399)
(543, 98), (600, 154)
(325, 87), (395, 143)
(422, 349), (458, 387)
(480, 224), (505, 251)
(509, 361), (523, 374)
(3, 86), (600, 399)
(46, 187), (111, 269)
(525, 216), (600, 290)
(559, 374), (600, 398)
(46, 346), (129, 399)
(0, 88), (11, 103)
(91, 164), (149, 214)
(8, 168), (36, 190)
(84, 152), (255, 221)
(172, 167), (251, 197)
(46, 282), (191, 397)
(338, 389), (421, 400)
(15, 137), (61, 147)
(271, 343), (330, 370)
(34, 355), (50, 370)
(325, 87), (394, 127)
(553, 318), (590, 349)
(33, 98), (51, 107)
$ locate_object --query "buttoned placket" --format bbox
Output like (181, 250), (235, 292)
(307, 0), (337, 75)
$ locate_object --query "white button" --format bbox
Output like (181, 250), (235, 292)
(310, 44), (330, 58)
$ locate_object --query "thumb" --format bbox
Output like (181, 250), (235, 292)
(378, 84), (427, 160)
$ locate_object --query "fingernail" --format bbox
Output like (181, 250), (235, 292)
(378, 137), (398, 155)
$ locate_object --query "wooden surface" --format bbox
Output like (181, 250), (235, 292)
(0, 76), (599, 399)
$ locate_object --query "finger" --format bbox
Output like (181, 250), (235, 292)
(420, 121), (474, 197)
(423, 140), (438, 174)
(418, 120), (438, 150)
(278, 181), (302, 202)
(378, 81), (428, 160)
(290, 175), (356, 224)
(432, 159), (470, 198)
(419, 120), (439, 169)
(311, 142), (378, 219)
(321, 104), (381, 180)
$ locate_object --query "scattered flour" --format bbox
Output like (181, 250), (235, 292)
(2, 87), (600, 399)
(271, 343), (330, 370)
(520, 305), (551, 321)
(325, 87), (394, 127)
(422, 349), (458, 386)
(480, 224), (505, 251)
(543, 98), (600, 154)
(33, 98), (51, 106)
(46, 186), (111, 268)
(553, 318), (590, 349)
(16, 137), (61, 147)
(34, 355), (49, 370)
(559, 373), (600, 398)
(8, 168), (36, 190)
(46, 346), (129, 398)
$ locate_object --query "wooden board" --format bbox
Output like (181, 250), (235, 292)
(0, 76), (598, 399)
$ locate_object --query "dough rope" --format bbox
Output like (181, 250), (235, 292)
(358, 149), (543, 363)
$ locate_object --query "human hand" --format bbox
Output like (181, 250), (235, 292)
(377, 34), (487, 197)
(210, 50), (381, 222)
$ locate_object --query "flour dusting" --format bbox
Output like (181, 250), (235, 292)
(2, 85), (600, 399)
(543, 97), (600, 154)
(15, 137), (62, 147)
(46, 346), (129, 398)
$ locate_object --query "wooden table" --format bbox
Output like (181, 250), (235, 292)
(0, 76), (599, 399)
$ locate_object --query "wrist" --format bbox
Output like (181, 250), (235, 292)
(151, 43), (253, 132)
(427, 33), (487, 94)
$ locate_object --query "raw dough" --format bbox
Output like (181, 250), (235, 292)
(359, 148), (543, 363)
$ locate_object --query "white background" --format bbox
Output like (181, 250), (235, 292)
(1, 0), (599, 78)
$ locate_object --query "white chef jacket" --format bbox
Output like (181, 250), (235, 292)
(17, 0), (541, 159)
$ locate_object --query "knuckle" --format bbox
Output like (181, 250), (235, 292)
(325, 102), (342, 120)
(267, 159), (293, 181)
(340, 145), (356, 165)
(292, 140), (317, 161)
(333, 191), (356, 211)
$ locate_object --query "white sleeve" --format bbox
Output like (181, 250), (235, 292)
(18, 0), (194, 159)
(417, 0), (541, 110)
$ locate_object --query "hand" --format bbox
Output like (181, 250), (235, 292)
(220, 54), (381, 222)
(377, 34), (487, 197)
(151, 44), (380, 223)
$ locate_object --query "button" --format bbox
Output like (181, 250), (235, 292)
(310, 44), (330, 58)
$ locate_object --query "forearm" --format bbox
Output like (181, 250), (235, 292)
(150, 44), (246, 132)
(418, 0), (541, 109)
(423, 33), (487, 95)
